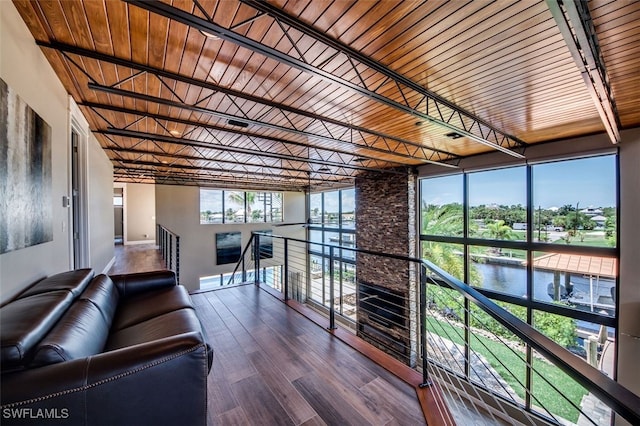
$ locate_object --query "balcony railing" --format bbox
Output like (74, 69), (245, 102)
(157, 224), (180, 284)
(227, 232), (640, 425)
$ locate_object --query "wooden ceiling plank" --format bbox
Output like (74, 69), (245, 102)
(128, 3), (149, 65)
(13, 1), (53, 41)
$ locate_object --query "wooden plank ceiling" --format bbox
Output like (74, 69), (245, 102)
(13, 0), (640, 191)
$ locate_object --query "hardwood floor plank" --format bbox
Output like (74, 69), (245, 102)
(108, 243), (165, 274)
(248, 350), (318, 425)
(216, 406), (251, 425)
(300, 415), (328, 426)
(360, 376), (426, 425)
(292, 373), (370, 426)
(231, 375), (295, 426)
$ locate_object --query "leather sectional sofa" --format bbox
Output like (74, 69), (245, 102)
(0, 269), (212, 426)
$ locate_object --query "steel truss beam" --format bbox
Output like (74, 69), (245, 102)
(126, 0), (526, 158)
(83, 100), (405, 172)
(103, 145), (339, 184)
(546, 0), (621, 144)
(113, 160), (317, 186)
(96, 127), (407, 178)
(112, 167), (328, 191)
(37, 40), (459, 167)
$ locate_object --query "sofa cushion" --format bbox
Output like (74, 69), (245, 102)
(80, 274), (120, 324)
(106, 308), (203, 351)
(111, 285), (194, 331)
(110, 270), (176, 298)
(18, 269), (94, 299)
(0, 291), (74, 371)
(30, 299), (110, 367)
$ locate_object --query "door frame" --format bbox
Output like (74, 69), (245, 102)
(68, 113), (89, 269)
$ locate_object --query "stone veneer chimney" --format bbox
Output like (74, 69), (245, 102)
(355, 169), (417, 365)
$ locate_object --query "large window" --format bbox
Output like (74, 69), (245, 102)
(200, 189), (283, 224)
(420, 155), (618, 422)
(307, 188), (356, 319)
(421, 155), (617, 316)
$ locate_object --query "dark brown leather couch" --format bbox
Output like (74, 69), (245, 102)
(0, 269), (212, 426)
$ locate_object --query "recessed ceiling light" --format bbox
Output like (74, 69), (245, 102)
(445, 132), (464, 139)
(415, 121), (423, 126)
(169, 130), (181, 136)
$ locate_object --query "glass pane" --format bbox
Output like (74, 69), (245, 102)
(421, 175), (463, 236)
(341, 232), (356, 260)
(224, 191), (245, 223)
(309, 229), (322, 253)
(468, 166), (526, 241)
(469, 302), (526, 402)
(270, 193), (283, 222)
(341, 188), (355, 229)
(425, 284), (465, 375)
(532, 155), (617, 247)
(325, 231), (339, 256)
(310, 193), (322, 224)
(246, 192), (264, 223)
(469, 246), (526, 296)
(341, 262), (357, 320)
(309, 255), (324, 304)
(200, 189), (223, 224)
(421, 241), (465, 281)
(531, 351), (589, 424)
(533, 251), (617, 315)
(324, 191), (339, 227)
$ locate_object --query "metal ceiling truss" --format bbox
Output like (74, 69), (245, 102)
(95, 127), (404, 180)
(125, 0), (526, 158)
(546, 0), (621, 144)
(105, 148), (324, 184)
(112, 166), (321, 191)
(37, 41), (460, 167)
(82, 99), (407, 173)
(113, 160), (316, 187)
(103, 146), (332, 182)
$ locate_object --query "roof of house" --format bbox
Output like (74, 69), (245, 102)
(532, 253), (617, 278)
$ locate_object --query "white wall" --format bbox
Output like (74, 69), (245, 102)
(124, 183), (156, 244)
(618, 127), (640, 399)
(86, 130), (115, 272)
(155, 185), (305, 292)
(0, 2), (113, 303)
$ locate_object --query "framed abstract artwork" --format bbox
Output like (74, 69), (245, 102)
(0, 79), (52, 254)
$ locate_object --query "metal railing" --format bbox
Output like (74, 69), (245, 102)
(157, 224), (180, 283)
(228, 232), (640, 425)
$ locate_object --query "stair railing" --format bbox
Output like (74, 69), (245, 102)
(156, 224), (180, 284)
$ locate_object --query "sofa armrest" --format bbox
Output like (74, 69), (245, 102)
(109, 270), (177, 298)
(1, 332), (208, 426)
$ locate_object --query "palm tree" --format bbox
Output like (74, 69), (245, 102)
(484, 220), (516, 241)
(483, 220), (516, 255)
(421, 204), (482, 286)
(226, 191), (258, 222)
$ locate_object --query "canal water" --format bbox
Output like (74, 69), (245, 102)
(474, 262), (615, 315)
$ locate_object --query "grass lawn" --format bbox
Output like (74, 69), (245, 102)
(427, 317), (587, 423)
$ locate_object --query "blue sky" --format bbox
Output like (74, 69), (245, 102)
(422, 155), (617, 209)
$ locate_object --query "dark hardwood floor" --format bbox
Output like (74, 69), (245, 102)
(108, 243), (166, 274)
(108, 244), (429, 425)
(194, 285), (426, 426)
